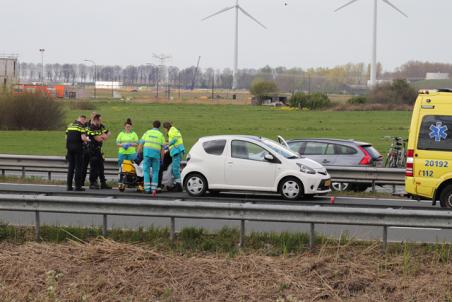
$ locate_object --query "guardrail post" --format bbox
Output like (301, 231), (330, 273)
(372, 180), (376, 193)
(1, 169), (4, 177)
(382, 226), (388, 253)
(48, 171), (52, 181)
(170, 217), (176, 241)
(102, 214), (108, 237)
(35, 211), (40, 241)
(392, 185), (396, 194)
(21, 166), (25, 179)
(309, 223), (315, 250)
(239, 220), (245, 247)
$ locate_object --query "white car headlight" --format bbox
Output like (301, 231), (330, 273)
(296, 163), (316, 174)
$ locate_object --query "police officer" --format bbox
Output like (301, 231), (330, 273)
(88, 114), (111, 189)
(163, 121), (185, 192)
(138, 120), (165, 197)
(81, 111), (97, 186)
(66, 115), (90, 191)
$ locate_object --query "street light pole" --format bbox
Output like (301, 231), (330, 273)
(39, 49), (45, 85)
(84, 59), (96, 99)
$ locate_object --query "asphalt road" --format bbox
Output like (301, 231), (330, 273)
(0, 183), (449, 244)
(2, 169), (406, 194)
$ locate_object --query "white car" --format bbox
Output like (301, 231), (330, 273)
(182, 135), (331, 200)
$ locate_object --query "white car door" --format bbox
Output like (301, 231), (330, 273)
(224, 140), (277, 191)
(200, 139), (227, 186)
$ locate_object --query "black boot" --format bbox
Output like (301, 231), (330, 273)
(89, 183), (100, 190)
(177, 183), (183, 192)
(171, 183), (183, 192)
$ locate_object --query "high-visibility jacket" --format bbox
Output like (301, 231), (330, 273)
(116, 131), (139, 155)
(168, 126), (185, 156)
(65, 120), (86, 151)
(140, 128), (165, 158)
(87, 123), (109, 149)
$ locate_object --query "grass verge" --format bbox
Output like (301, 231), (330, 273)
(0, 224), (452, 301)
(0, 101), (411, 157)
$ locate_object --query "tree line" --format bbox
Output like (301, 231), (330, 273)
(17, 61), (449, 92)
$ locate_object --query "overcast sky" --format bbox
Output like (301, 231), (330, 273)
(2, 0), (451, 71)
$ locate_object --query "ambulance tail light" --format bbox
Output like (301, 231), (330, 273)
(405, 149), (414, 177)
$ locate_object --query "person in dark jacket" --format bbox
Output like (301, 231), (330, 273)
(81, 112), (99, 185)
(66, 115), (90, 191)
(87, 114), (111, 189)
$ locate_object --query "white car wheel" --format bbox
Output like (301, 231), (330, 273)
(184, 174), (207, 197)
(280, 178), (303, 200)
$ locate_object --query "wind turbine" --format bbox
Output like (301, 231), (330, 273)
(335, 0), (407, 87)
(203, 0), (266, 90)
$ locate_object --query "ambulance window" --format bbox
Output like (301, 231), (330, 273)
(203, 139), (226, 155)
(417, 115), (452, 152)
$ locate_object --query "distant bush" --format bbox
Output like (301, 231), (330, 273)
(0, 93), (64, 130)
(249, 79), (279, 96)
(289, 92), (331, 110)
(68, 100), (97, 110)
(347, 96), (367, 105)
(368, 79), (417, 105)
(249, 79), (279, 104)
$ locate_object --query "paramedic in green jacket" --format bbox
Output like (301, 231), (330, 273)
(138, 120), (165, 196)
(116, 118), (139, 185)
(163, 121), (185, 192)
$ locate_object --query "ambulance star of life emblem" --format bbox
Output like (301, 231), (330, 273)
(429, 122), (448, 142)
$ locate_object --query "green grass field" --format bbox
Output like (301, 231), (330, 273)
(0, 101), (412, 158)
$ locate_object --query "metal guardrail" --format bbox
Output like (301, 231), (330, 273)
(326, 166), (405, 191)
(0, 154), (118, 180)
(0, 194), (450, 250)
(0, 154), (405, 189)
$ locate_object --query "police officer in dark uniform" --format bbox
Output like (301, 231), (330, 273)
(88, 114), (112, 189)
(81, 112), (96, 186)
(66, 115), (90, 191)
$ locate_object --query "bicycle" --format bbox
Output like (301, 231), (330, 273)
(383, 136), (407, 168)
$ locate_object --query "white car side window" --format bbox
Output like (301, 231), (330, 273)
(231, 140), (269, 162)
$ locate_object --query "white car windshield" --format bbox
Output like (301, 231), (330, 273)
(261, 138), (300, 159)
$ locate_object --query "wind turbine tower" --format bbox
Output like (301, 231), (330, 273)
(335, 0), (407, 87)
(203, 0), (266, 90)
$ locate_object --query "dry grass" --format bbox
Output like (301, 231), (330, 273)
(90, 88), (253, 105)
(0, 239), (451, 301)
(332, 103), (413, 111)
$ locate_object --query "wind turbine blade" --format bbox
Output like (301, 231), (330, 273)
(238, 6), (267, 29)
(334, 0), (360, 12)
(202, 6), (235, 21)
(382, 0), (408, 17)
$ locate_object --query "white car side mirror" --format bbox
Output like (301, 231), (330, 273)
(264, 154), (274, 161)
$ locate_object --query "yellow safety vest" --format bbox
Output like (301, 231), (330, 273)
(168, 127), (184, 150)
(142, 129), (165, 151)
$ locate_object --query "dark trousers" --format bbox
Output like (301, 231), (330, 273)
(81, 151), (90, 186)
(67, 149), (83, 189)
(158, 151), (173, 188)
(89, 149), (106, 185)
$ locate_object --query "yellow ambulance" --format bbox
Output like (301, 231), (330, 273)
(405, 89), (452, 208)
